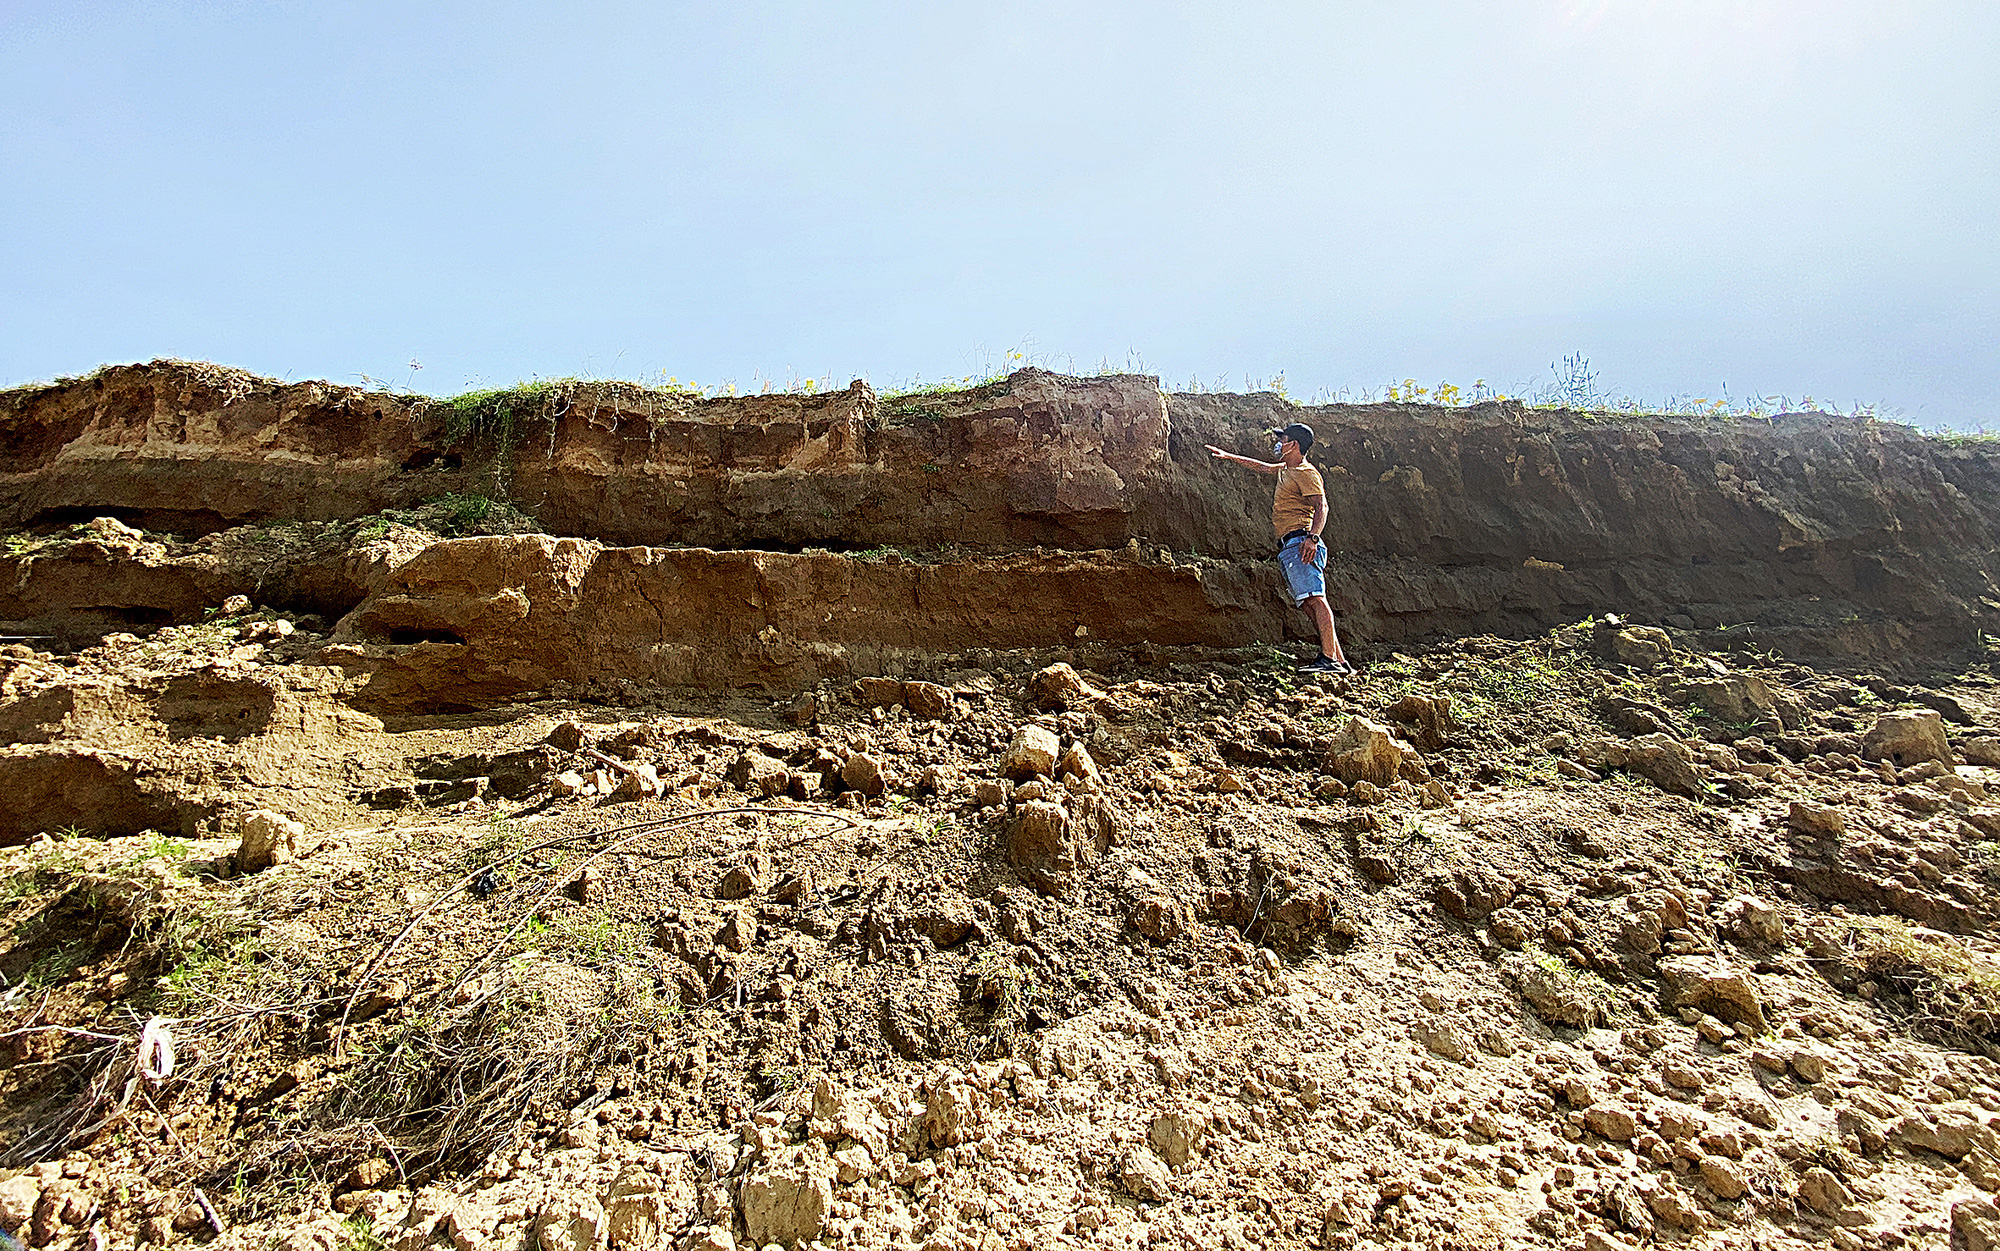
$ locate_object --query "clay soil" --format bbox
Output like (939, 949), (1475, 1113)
(6, 579), (2000, 1251)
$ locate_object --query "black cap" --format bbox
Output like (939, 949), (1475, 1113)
(1269, 421), (1314, 451)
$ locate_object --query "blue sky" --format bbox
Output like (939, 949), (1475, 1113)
(4, 1), (1995, 425)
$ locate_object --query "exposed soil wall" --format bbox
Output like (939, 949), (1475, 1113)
(5, 361), (1998, 660)
(325, 538), (1283, 713)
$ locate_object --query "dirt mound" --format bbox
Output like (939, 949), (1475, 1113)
(2, 611), (1998, 1249)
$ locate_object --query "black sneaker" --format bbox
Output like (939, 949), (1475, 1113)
(1297, 655), (1342, 674)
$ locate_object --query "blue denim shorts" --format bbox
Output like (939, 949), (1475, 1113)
(1277, 533), (1326, 605)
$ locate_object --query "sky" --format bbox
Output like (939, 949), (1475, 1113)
(3, 1), (1996, 426)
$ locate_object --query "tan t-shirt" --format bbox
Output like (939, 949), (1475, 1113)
(1271, 462), (1325, 542)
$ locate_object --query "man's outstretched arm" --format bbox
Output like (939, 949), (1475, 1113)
(1205, 444), (1283, 473)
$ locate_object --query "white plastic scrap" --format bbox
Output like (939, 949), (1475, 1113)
(137, 1016), (175, 1082)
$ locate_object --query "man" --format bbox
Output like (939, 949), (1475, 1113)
(1205, 421), (1354, 674)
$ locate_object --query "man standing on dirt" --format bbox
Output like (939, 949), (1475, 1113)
(1205, 422), (1354, 675)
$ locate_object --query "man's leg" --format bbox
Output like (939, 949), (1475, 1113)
(1302, 594), (1346, 664)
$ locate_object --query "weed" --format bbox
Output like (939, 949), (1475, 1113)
(1339, 354), (1894, 421)
(1, 532), (60, 558)
(1394, 816), (1437, 851)
(970, 947), (1045, 1052)
(757, 1062), (807, 1098)
(1796, 1135), (1863, 1177)
(424, 493), (498, 534)
(1933, 427), (2000, 446)
(152, 899), (267, 1014)
(878, 370), (1014, 424)
(440, 380), (571, 446)
(335, 1214), (388, 1251)
(880, 372), (1011, 403)
(1504, 756), (1562, 786)
(599, 983), (677, 1036)
(1360, 654), (1422, 704)
(20, 941), (93, 990)
(120, 832), (192, 869)
(351, 494), (535, 542)
(1544, 353), (1605, 410)
(549, 915), (646, 965)
(1974, 842), (2000, 885)
(461, 814), (524, 876)
(1528, 944), (1627, 1021)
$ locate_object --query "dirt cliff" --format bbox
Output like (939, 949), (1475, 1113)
(5, 361), (2000, 1251)
(6, 361), (1998, 658)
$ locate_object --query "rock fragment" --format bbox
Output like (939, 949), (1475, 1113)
(1681, 671), (1782, 730)
(902, 681), (951, 720)
(738, 1146), (833, 1247)
(848, 677), (905, 708)
(922, 1079), (978, 1148)
(1118, 1146), (1172, 1202)
(1382, 693), (1457, 750)
(1585, 1105), (1637, 1140)
(1002, 726), (1061, 779)
(1795, 1166), (1851, 1215)
(1862, 708), (1954, 767)
(237, 809), (303, 873)
(1504, 953), (1604, 1027)
(1622, 733), (1704, 797)
(1130, 895), (1187, 943)
(839, 752), (885, 797)
(1658, 956), (1766, 1032)
(1699, 1155), (1747, 1199)
(1149, 1112), (1204, 1168)
(1600, 622), (1674, 670)
(1723, 893), (1785, 945)
(1006, 799), (1114, 895)
(1324, 716), (1408, 787)
(1057, 741), (1098, 782)
(779, 692), (817, 726)
(0, 1175), (40, 1230)
(613, 763), (661, 799)
(1956, 1198), (2000, 1251)
(1027, 663), (1102, 711)
(1788, 801), (1844, 838)
(728, 752), (791, 798)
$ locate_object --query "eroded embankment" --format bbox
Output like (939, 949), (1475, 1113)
(5, 361), (1998, 658)
(325, 537), (1284, 712)
(4, 615), (2000, 1251)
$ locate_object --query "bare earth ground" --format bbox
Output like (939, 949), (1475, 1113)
(6, 581), (2000, 1251)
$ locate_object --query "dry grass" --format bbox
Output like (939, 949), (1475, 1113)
(1, 869), (335, 1173)
(320, 957), (620, 1174)
(1839, 914), (2000, 1051)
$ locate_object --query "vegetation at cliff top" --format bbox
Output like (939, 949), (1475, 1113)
(0, 352), (1932, 430)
